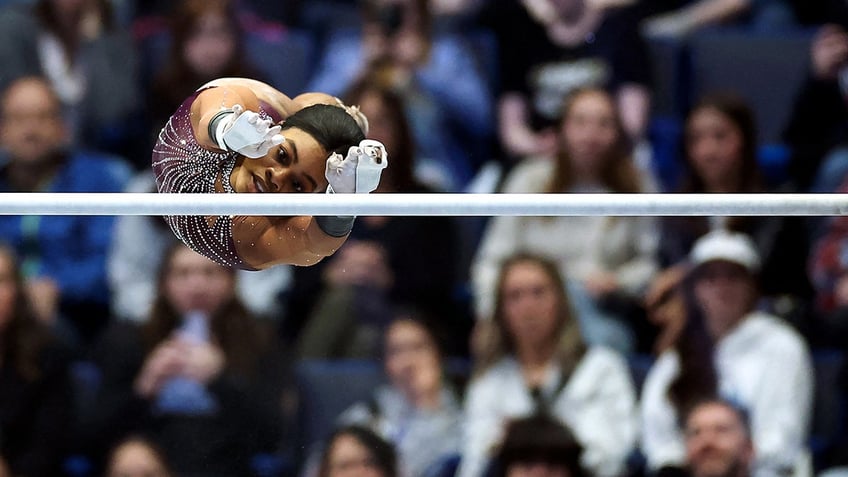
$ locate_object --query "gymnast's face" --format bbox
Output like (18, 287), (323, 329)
(229, 127), (328, 194)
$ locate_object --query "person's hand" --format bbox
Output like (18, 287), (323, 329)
(644, 265), (689, 354)
(642, 12), (695, 39)
(503, 127), (558, 159)
(811, 24), (848, 81)
(134, 339), (184, 398)
(325, 139), (388, 194)
(583, 270), (619, 298)
(211, 104), (284, 158)
(25, 277), (60, 325)
(644, 264), (688, 311)
(324, 240), (393, 289)
(180, 340), (226, 384)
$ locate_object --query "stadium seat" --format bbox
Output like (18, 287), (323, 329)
(687, 28), (815, 145)
(295, 359), (385, 448)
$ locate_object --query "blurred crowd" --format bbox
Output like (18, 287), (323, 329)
(0, 0), (847, 476)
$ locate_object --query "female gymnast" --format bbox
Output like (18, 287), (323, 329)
(152, 77), (388, 270)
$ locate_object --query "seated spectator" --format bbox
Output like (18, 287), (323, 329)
(307, 0), (493, 191)
(317, 425), (398, 477)
(0, 0), (141, 158)
(143, 0), (262, 168)
(683, 398), (754, 477)
(480, 0), (652, 161)
(336, 309), (463, 477)
(648, 93), (811, 353)
(0, 242), (73, 477)
(85, 243), (294, 476)
(105, 435), (174, 477)
(461, 253), (637, 477)
(491, 413), (585, 477)
(0, 76), (131, 343)
(640, 230), (814, 477)
(286, 82), (466, 356)
(783, 22), (848, 194)
(471, 87), (658, 354)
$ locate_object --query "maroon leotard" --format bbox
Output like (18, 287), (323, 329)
(151, 88), (283, 270)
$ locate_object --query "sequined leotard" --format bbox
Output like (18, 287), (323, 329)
(151, 89), (282, 270)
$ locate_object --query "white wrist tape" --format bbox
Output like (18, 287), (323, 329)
(208, 109), (235, 151)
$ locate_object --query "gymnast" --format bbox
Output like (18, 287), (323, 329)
(152, 77), (387, 270)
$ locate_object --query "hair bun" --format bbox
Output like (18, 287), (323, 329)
(335, 98), (370, 136)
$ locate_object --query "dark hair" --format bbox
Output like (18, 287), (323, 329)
(282, 104), (366, 156)
(548, 87), (640, 194)
(477, 253), (586, 379)
(667, 273), (719, 424)
(143, 242), (266, 376)
(0, 243), (52, 382)
(318, 425), (397, 477)
(493, 413), (585, 477)
(35, 0), (115, 59)
(150, 0), (258, 124)
(681, 93), (763, 193)
(384, 305), (445, 360)
(343, 82), (418, 192)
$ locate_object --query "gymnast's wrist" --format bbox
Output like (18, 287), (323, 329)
(315, 215), (355, 237)
(207, 108), (235, 150)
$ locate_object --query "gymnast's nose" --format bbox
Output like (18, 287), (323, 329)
(265, 168), (285, 192)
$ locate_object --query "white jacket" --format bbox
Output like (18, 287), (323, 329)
(459, 347), (638, 477)
(640, 311), (814, 477)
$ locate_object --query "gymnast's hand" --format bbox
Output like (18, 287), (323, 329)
(325, 139), (388, 194)
(209, 104), (284, 158)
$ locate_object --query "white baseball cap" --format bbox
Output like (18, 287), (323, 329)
(690, 229), (761, 273)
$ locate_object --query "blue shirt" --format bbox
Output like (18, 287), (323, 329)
(0, 151), (131, 306)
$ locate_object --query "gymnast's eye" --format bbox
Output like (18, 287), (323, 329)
(277, 147), (290, 166)
(292, 180), (303, 193)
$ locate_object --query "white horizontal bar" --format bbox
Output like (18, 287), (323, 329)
(0, 193), (846, 216)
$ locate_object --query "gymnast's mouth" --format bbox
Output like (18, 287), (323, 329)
(253, 176), (268, 193)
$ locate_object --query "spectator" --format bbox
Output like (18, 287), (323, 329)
(0, 0), (141, 157)
(490, 413), (585, 477)
(286, 82), (467, 356)
(85, 243), (294, 476)
(648, 94), (812, 351)
(0, 242), (73, 477)
(683, 398), (754, 477)
(143, 0), (262, 167)
(471, 86), (658, 354)
(307, 0), (493, 191)
(105, 435), (174, 477)
(480, 0), (652, 161)
(336, 310), (463, 477)
(783, 23), (848, 194)
(0, 76), (131, 343)
(317, 425), (399, 477)
(460, 253), (638, 477)
(640, 230), (814, 477)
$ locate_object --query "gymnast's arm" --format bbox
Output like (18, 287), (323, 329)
(233, 215), (349, 269)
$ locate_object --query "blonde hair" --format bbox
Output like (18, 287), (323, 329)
(334, 97), (370, 136)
